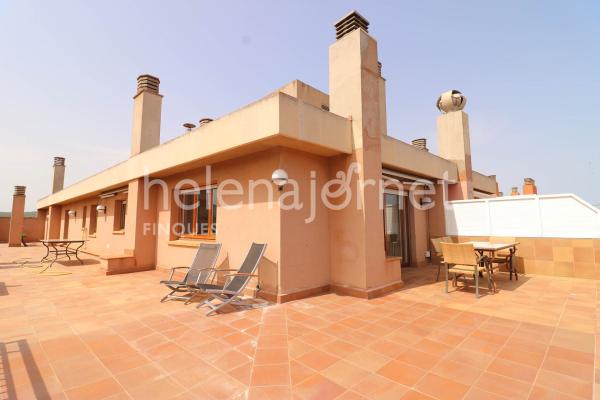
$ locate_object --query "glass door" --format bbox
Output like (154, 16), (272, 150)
(383, 193), (410, 265)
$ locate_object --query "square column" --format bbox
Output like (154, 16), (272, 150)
(328, 12), (401, 297)
(8, 186), (26, 247)
(437, 107), (473, 200)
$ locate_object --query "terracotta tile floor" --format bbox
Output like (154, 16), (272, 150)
(1, 244), (599, 399)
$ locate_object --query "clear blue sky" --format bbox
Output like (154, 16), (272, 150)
(1, 0), (599, 211)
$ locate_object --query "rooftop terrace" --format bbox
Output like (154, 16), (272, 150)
(0, 244), (598, 399)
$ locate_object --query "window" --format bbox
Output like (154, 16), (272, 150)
(383, 193), (409, 260)
(82, 206), (87, 228)
(89, 205), (98, 235)
(178, 187), (217, 238)
(63, 210), (70, 239)
(114, 200), (127, 231)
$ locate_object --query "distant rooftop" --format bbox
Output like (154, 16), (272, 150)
(0, 211), (38, 218)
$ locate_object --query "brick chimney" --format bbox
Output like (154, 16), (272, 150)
(131, 74), (162, 156)
(51, 157), (65, 194)
(511, 186), (520, 196)
(523, 177), (537, 195)
(8, 186), (26, 247)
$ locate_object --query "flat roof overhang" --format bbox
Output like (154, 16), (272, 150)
(381, 135), (498, 194)
(472, 170), (498, 195)
(37, 92), (352, 208)
(381, 135), (458, 182)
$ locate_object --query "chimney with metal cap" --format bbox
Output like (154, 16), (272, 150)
(411, 138), (428, 151)
(8, 186), (26, 247)
(334, 10), (369, 39)
(13, 186), (26, 196)
(511, 186), (520, 196)
(52, 157), (65, 194)
(136, 74), (160, 95)
(131, 74), (163, 156)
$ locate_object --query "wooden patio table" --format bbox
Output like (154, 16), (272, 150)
(468, 241), (519, 281)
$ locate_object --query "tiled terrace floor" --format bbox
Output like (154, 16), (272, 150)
(1, 244), (598, 400)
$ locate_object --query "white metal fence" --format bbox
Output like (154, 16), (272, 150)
(445, 194), (600, 238)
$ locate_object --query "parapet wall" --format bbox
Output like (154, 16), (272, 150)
(0, 216), (45, 243)
(454, 235), (600, 280)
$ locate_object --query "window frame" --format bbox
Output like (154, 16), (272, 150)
(114, 200), (127, 231)
(82, 206), (87, 228)
(177, 186), (217, 240)
(89, 205), (98, 235)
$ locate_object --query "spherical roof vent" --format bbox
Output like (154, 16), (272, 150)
(436, 90), (467, 113)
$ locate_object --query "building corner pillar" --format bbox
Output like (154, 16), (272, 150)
(125, 178), (158, 268)
(328, 12), (399, 296)
(8, 186), (26, 247)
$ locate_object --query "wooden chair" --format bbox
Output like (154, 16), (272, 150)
(441, 242), (495, 297)
(490, 237), (518, 280)
(431, 237), (445, 281)
(431, 236), (453, 281)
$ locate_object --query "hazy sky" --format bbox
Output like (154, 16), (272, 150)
(1, 0), (599, 211)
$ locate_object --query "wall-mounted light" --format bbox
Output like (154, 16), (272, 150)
(271, 169), (288, 191)
(420, 197), (433, 206)
(67, 210), (76, 217)
(96, 205), (107, 214)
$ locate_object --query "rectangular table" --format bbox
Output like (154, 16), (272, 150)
(40, 239), (86, 272)
(468, 241), (519, 280)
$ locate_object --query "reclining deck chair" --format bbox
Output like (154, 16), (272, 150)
(186, 242), (266, 315)
(160, 242), (221, 302)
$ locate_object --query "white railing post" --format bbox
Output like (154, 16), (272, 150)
(486, 198), (492, 237)
(536, 196), (544, 237)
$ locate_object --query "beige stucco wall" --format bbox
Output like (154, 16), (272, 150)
(42, 142), (439, 298)
(42, 147), (333, 297)
(279, 149), (331, 294)
(153, 147), (334, 298)
(154, 149), (282, 295)
(56, 192), (130, 256)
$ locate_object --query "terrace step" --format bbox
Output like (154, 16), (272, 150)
(98, 254), (154, 275)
